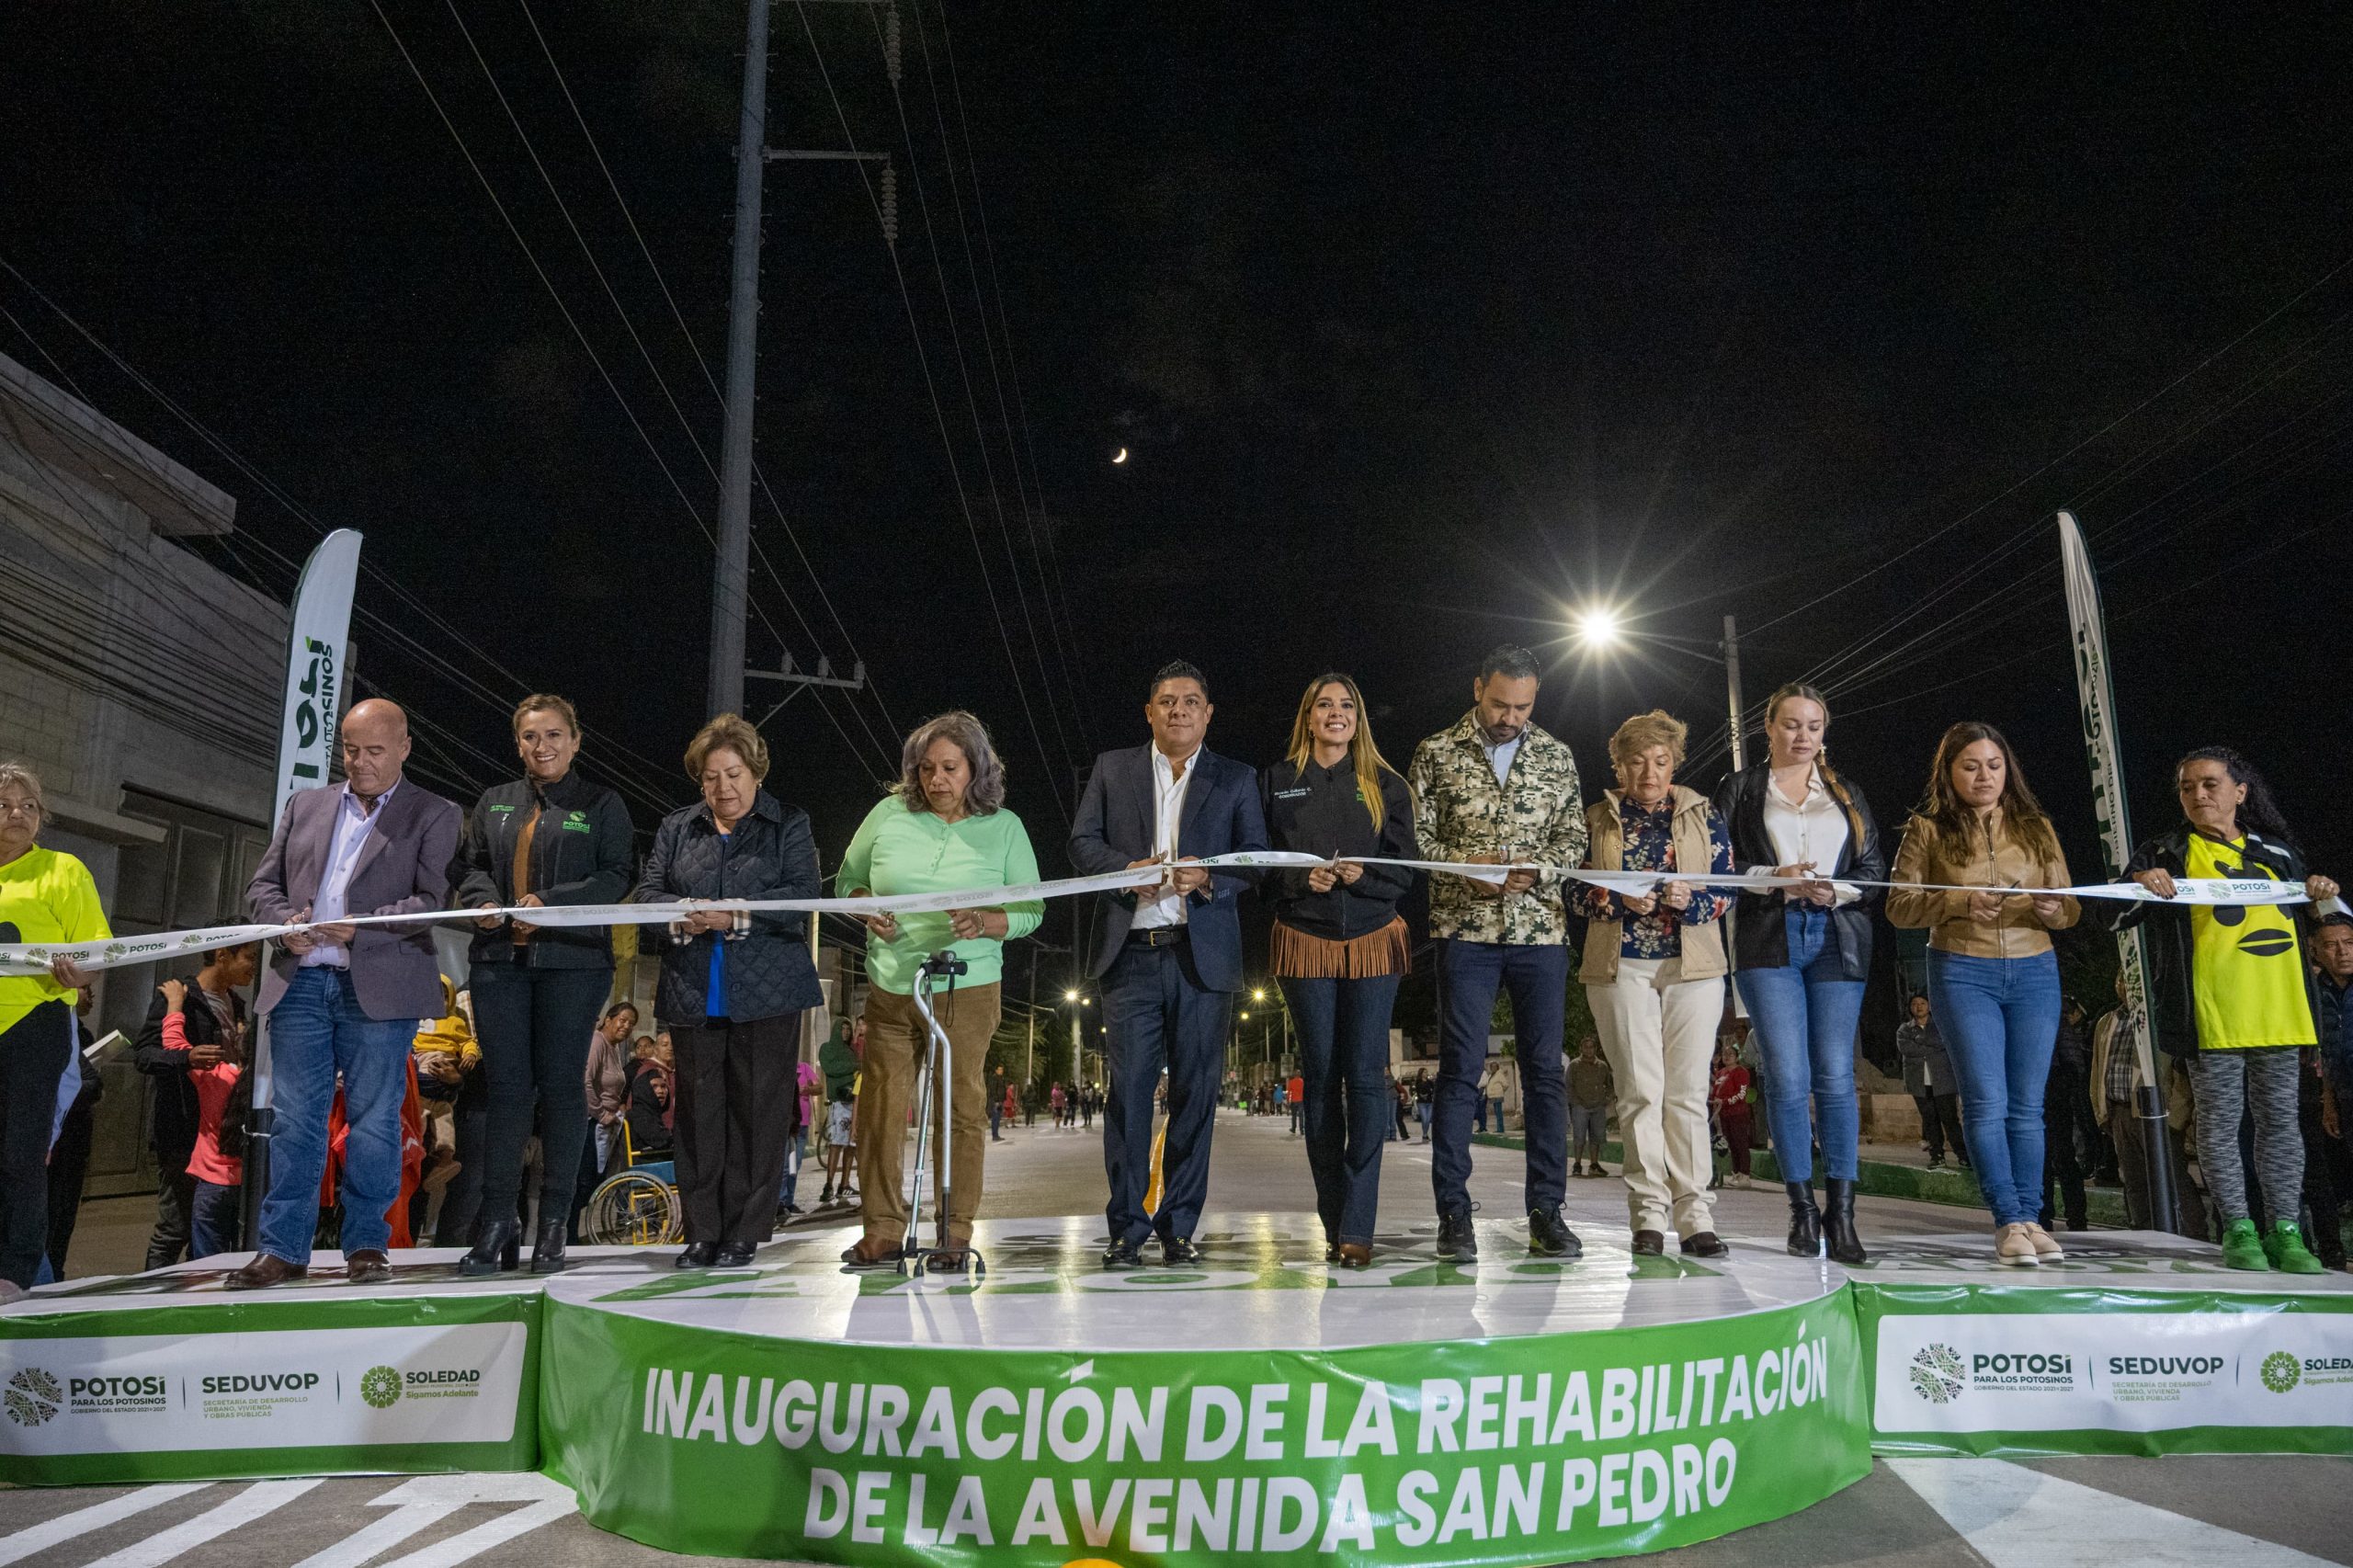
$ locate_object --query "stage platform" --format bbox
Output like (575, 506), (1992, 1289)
(5, 1218), (2349, 1567)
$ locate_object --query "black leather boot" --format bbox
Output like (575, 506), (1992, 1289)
(1784, 1181), (1823, 1258)
(459, 1216), (521, 1277)
(1823, 1177), (1869, 1266)
(529, 1217), (568, 1275)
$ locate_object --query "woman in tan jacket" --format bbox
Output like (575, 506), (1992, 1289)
(1888, 722), (2079, 1267)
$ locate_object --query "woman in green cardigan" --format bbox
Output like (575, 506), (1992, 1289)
(837, 711), (1042, 1269)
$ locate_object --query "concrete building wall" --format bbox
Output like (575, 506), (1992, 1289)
(0, 350), (284, 1202)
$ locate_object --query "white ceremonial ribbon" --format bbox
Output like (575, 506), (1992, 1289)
(0, 849), (2315, 976)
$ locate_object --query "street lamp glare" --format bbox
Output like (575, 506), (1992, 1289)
(1575, 606), (1623, 650)
(1063, 989), (1081, 1003)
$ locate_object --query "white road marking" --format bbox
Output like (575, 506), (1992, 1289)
(0, 1484), (211, 1567)
(364, 1472), (576, 1568)
(1888, 1457), (2334, 1568)
(78, 1480), (321, 1568)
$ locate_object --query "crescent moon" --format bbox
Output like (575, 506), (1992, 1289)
(1111, 448), (1129, 464)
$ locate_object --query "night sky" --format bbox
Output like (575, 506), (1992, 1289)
(6, 4), (2349, 1012)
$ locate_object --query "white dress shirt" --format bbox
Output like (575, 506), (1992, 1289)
(303, 780), (399, 970)
(1757, 766), (1859, 904)
(1131, 745), (1199, 930)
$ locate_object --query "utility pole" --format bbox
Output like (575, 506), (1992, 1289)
(1069, 1004), (1081, 1092)
(708, 0), (769, 720)
(1024, 947), (1037, 1085)
(1722, 613), (1747, 772)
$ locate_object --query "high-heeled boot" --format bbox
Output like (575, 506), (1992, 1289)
(1784, 1181), (1823, 1257)
(529, 1216), (568, 1275)
(458, 1215), (521, 1277)
(1823, 1177), (1869, 1266)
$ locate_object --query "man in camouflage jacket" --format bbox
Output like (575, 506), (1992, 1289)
(1407, 644), (1587, 1261)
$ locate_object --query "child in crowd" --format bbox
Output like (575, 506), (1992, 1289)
(155, 976), (247, 1259)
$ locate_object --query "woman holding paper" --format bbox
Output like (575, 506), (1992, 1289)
(1711, 683), (1884, 1265)
(2109, 746), (2338, 1273)
(1577, 710), (1736, 1258)
(1887, 722), (2079, 1267)
(638, 714), (823, 1270)
(836, 710), (1041, 1271)
(0, 762), (107, 1293)
(1259, 673), (1418, 1267)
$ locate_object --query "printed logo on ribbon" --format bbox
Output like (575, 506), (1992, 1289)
(4, 1369), (62, 1427)
(2260, 1352), (2301, 1394)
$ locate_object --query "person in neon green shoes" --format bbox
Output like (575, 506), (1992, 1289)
(2112, 747), (2339, 1275)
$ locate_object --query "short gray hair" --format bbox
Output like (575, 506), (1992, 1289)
(895, 710), (1006, 815)
(0, 761), (45, 820)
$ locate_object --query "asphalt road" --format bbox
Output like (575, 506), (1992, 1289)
(12, 1110), (2349, 1567)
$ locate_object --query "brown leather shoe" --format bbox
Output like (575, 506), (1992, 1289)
(1631, 1230), (1666, 1256)
(1679, 1232), (1730, 1258)
(222, 1254), (308, 1290)
(345, 1249), (392, 1285)
(1336, 1243), (1373, 1270)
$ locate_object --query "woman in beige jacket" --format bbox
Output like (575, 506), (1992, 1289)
(1888, 722), (2079, 1267)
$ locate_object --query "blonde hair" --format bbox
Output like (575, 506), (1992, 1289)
(1765, 681), (1831, 729)
(512, 692), (581, 739)
(1608, 709), (1688, 773)
(684, 712), (769, 782)
(1283, 673), (1404, 831)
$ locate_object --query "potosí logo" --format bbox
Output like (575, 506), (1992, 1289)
(1967, 1351), (2074, 1392)
(200, 1371), (321, 1395)
(67, 1374), (168, 1413)
(1908, 1344), (1964, 1404)
(5, 1369), (63, 1427)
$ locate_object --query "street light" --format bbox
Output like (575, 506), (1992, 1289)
(1572, 605), (1623, 651)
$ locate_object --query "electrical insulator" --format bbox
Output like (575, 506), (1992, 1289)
(881, 162), (899, 244)
(884, 5), (903, 85)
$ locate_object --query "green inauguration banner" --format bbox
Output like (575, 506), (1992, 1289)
(0, 1290), (541, 1486)
(1856, 1280), (2353, 1459)
(542, 1290), (1870, 1566)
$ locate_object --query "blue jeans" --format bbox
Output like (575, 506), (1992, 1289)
(1281, 971), (1404, 1248)
(191, 1178), (244, 1260)
(1733, 905), (1863, 1184)
(1433, 939), (1568, 1213)
(1930, 948), (2061, 1226)
(258, 968), (419, 1264)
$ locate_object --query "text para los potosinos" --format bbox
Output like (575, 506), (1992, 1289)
(640, 1335), (1832, 1552)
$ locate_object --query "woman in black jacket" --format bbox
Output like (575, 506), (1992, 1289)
(454, 694), (634, 1276)
(1711, 682), (1884, 1265)
(636, 712), (823, 1269)
(2111, 746), (2338, 1273)
(1261, 673), (1418, 1267)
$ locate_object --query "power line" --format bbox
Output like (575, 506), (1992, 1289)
(791, 0), (1070, 824)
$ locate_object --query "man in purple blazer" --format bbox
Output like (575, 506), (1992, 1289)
(227, 699), (461, 1289)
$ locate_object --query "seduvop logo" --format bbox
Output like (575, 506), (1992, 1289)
(1908, 1343), (1965, 1404)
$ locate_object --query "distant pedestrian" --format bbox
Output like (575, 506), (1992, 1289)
(1568, 1037), (1612, 1176)
(1893, 994), (1967, 1171)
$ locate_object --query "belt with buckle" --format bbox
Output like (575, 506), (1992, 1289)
(1126, 927), (1188, 948)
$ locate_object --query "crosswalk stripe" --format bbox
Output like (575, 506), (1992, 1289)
(1888, 1457), (2333, 1568)
(78, 1481), (321, 1568)
(0, 1485), (211, 1567)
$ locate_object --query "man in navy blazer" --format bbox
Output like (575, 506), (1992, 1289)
(228, 699), (462, 1290)
(1069, 660), (1268, 1267)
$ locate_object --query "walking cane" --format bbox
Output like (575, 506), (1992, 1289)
(903, 950), (985, 1278)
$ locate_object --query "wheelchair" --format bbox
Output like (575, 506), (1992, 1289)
(583, 1120), (683, 1246)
